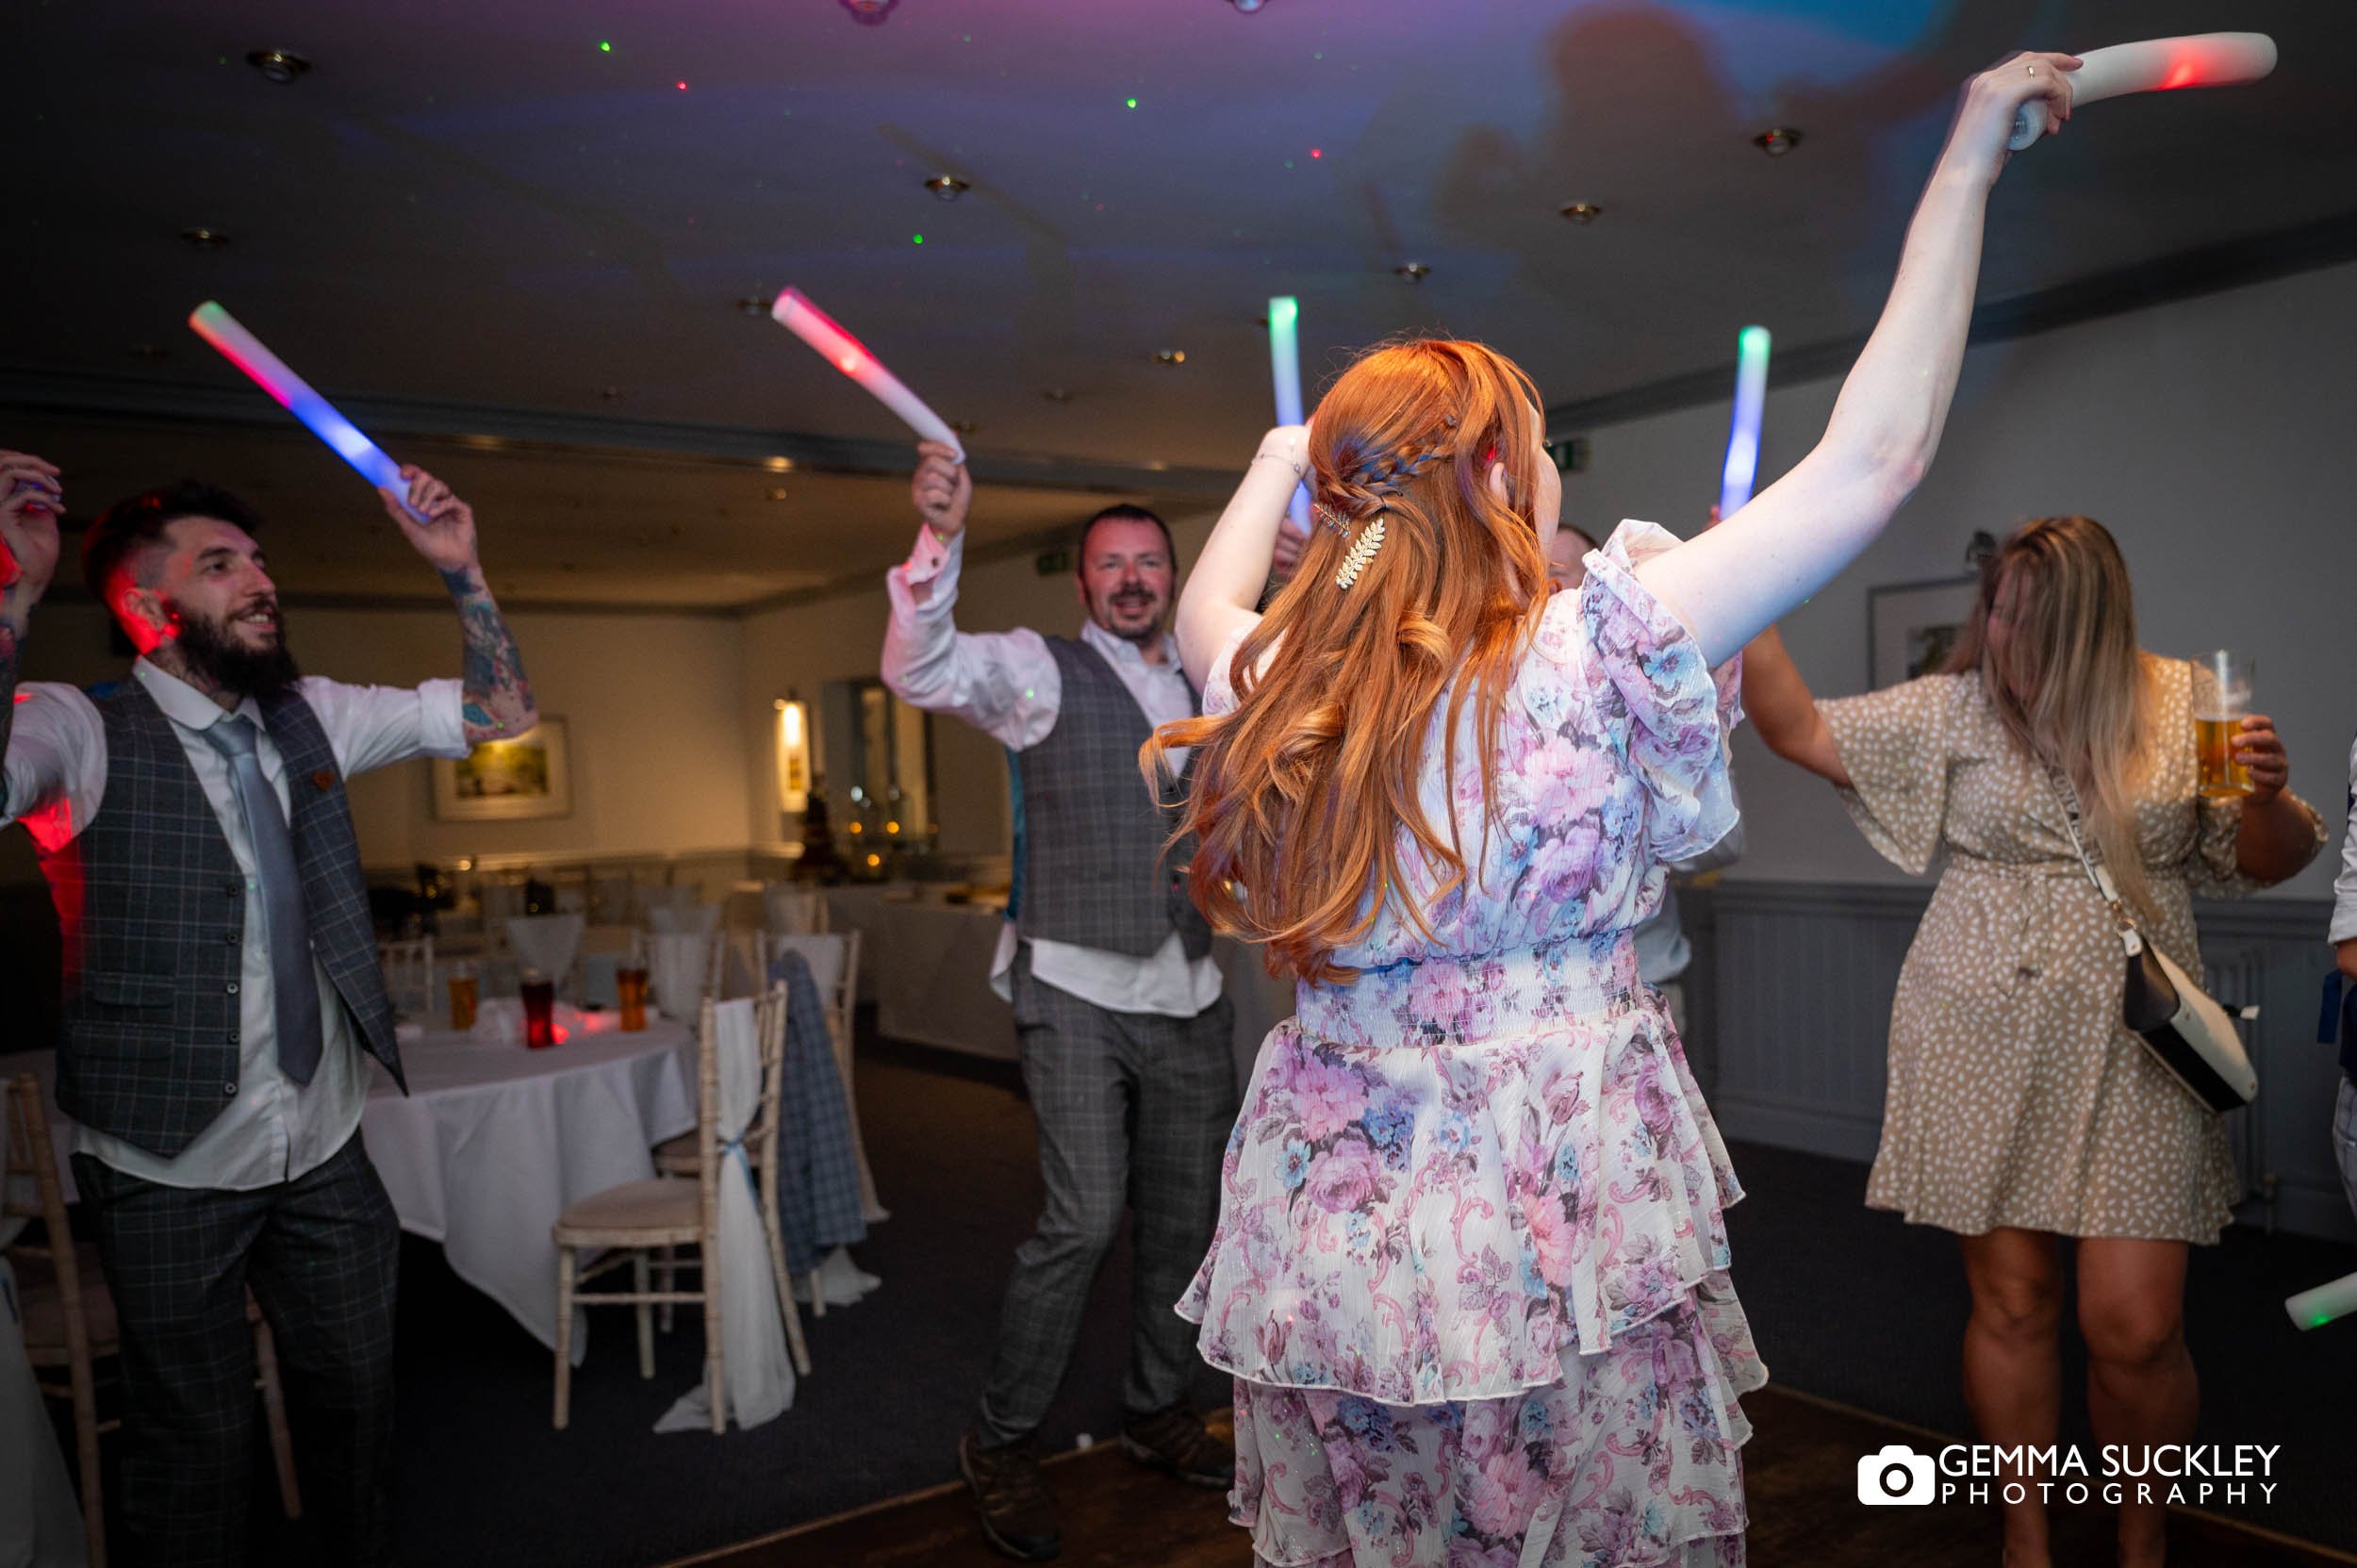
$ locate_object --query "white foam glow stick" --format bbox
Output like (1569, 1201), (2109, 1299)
(2009, 33), (2277, 151)
(770, 289), (964, 462)
(1268, 295), (1311, 534)
(188, 301), (427, 521)
(2286, 1270), (2357, 1330)
(1718, 325), (1771, 519)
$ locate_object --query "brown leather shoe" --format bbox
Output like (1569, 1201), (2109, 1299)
(1119, 1404), (1233, 1489)
(959, 1429), (1061, 1561)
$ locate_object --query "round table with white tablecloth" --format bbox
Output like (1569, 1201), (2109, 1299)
(0, 1010), (696, 1363)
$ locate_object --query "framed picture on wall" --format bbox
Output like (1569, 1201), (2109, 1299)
(1868, 576), (1979, 689)
(432, 717), (572, 820)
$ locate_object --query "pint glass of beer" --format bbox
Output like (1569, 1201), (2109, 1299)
(2194, 650), (2253, 799)
(446, 964), (479, 1032)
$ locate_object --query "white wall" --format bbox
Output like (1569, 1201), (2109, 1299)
(5, 601), (751, 876)
(1563, 260), (2357, 897)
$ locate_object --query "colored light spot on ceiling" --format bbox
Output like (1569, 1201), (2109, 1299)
(677, 80), (688, 91)
(1125, 97), (1139, 109)
(1310, 148), (1321, 158)
(912, 233), (925, 244)
(598, 40), (612, 52)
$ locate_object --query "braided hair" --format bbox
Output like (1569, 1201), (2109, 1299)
(1144, 339), (1553, 983)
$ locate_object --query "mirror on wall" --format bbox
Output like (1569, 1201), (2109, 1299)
(819, 678), (936, 872)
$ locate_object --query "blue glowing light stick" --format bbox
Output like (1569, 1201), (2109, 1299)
(1718, 325), (1772, 520)
(1267, 295), (1312, 533)
(188, 302), (425, 520)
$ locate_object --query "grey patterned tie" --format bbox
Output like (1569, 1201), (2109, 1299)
(203, 717), (324, 1085)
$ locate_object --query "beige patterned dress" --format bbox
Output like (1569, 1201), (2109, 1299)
(1818, 658), (2323, 1244)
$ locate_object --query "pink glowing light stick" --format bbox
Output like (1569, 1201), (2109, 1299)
(770, 289), (964, 462)
(187, 302), (427, 520)
(2009, 33), (2276, 151)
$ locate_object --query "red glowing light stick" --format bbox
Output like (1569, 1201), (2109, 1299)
(2008, 33), (2276, 151)
(770, 289), (964, 461)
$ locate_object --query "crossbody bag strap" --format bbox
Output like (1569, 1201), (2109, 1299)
(2043, 767), (2146, 959)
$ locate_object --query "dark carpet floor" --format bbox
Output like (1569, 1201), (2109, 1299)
(362, 1023), (2356, 1567)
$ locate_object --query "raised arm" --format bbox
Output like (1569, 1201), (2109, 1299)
(1175, 425), (1305, 688)
(1739, 625), (1851, 788)
(879, 442), (1061, 751)
(0, 451), (64, 788)
(1635, 54), (2080, 668)
(378, 466), (537, 743)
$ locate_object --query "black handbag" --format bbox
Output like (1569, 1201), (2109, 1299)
(2047, 772), (2256, 1112)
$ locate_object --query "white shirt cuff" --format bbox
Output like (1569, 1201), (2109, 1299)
(417, 678), (473, 758)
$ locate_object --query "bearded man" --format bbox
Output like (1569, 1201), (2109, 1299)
(0, 453), (534, 1565)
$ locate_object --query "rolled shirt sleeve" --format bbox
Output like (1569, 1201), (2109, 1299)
(296, 675), (473, 776)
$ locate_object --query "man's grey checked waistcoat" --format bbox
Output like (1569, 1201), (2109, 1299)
(39, 682), (404, 1158)
(1007, 636), (1212, 963)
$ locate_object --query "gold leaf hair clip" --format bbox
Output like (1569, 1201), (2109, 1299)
(1334, 517), (1385, 589)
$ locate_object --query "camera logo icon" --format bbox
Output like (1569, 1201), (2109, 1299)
(1856, 1444), (1937, 1506)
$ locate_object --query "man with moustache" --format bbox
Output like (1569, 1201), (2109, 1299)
(0, 451), (535, 1565)
(881, 442), (1236, 1561)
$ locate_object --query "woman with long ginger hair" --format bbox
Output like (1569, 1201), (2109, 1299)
(1148, 53), (2088, 1568)
(1740, 516), (2321, 1568)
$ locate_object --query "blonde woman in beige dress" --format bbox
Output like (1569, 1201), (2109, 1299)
(1741, 516), (2323, 1568)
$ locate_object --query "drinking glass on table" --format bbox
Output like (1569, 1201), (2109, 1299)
(446, 963), (479, 1032)
(520, 968), (557, 1048)
(616, 965), (650, 1032)
(2194, 649), (2254, 799)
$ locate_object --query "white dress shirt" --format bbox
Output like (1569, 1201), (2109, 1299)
(882, 525), (1224, 1018)
(2, 659), (470, 1189)
(2332, 734), (2357, 946)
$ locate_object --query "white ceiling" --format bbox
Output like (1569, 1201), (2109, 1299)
(8, 0), (2353, 609)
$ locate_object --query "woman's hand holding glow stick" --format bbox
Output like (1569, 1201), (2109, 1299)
(2008, 33), (2275, 151)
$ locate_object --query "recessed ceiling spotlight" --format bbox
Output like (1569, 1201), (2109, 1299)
(925, 174), (971, 202)
(735, 296), (773, 316)
(1394, 261), (1431, 284)
(246, 49), (311, 85)
(763, 455), (796, 472)
(180, 227), (230, 247)
(1153, 350), (1187, 365)
(1753, 126), (1803, 157)
(839, 0), (898, 23)
(1230, 0), (1269, 11)
(765, 487), (790, 502)
(1043, 388), (1073, 404)
(1558, 202), (1603, 224)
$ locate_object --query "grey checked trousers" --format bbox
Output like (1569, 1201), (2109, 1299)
(978, 953), (1239, 1444)
(72, 1135), (401, 1568)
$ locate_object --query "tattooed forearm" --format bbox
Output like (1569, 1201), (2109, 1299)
(441, 566), (536, 742)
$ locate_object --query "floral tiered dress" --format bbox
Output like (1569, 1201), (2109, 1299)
(1184, 523), (1764, 1568)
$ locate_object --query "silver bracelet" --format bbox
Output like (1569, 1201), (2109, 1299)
(1251, 451), (1306, 480)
